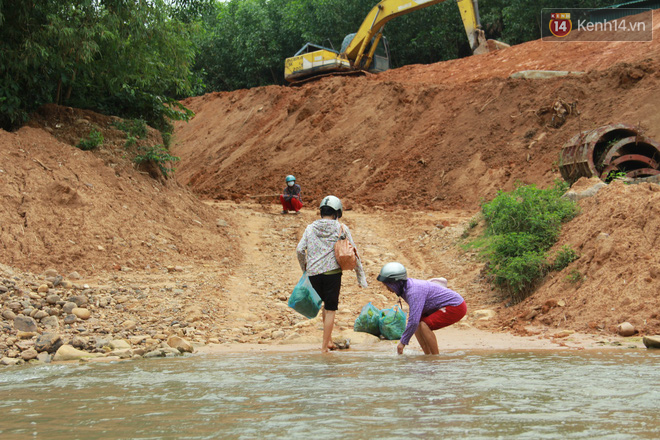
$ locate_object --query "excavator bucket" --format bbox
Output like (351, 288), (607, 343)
(457, 0), (509, 54)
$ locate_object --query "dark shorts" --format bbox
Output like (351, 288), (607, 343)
(421, 301), (467, 330)
(308, 272), (342, 311)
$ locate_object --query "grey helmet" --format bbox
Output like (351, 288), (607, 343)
(319, 195), (342, 218)
(377, 262), (408, 282)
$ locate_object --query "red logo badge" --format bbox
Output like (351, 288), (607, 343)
(549, 13), (572, 37)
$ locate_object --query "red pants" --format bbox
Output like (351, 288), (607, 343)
(421, 301), (467, 330)
(280, 195), (303, 212)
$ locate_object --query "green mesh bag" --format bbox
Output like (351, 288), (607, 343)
(379, 306), (407, 340)
(353, 302), (381, 336)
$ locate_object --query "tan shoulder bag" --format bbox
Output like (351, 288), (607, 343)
(335, 224), (358, 271)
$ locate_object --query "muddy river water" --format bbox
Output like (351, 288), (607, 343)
(1, 348), (659, 439)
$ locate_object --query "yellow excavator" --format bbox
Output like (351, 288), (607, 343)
(284, 0), (507, 83)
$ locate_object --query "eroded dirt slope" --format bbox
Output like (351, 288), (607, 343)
(0, 105), (237, 275)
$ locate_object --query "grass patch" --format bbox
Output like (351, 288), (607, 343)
(566, 269), (584, 284)
(76, 129), (103, 151)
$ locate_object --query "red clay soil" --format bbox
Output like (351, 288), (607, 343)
(1, 12), (660, 341)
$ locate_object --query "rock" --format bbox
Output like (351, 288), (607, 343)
(2, 309), (17, 320)
(53, 345), (102, 361)
(524, 310), (539, 320)
(617, 322), (636, 337)
(472, 309), (497, 321)
(71, 308), (91, 320)
(122, 320), (137, 330)
(37, 284), (49, 293)
(109, 339), (131, 350)
(67, 271), (82, 280)
(43, 269), (59, 278)
(509, 70), (585, 80)
(14, 316), (38, 332)
(41, 316), (59, 330)
(33, 310), (49, 320)
(643, 336), (660, 349)
(17, 331), (37, 339)
(69, 295), (88, 307)
(167, 336), (193, 353)
(1, 357), (23, 366)
(7, 301), (22, 312)
(35, 333), (63, 353)
(37, 352), (51, 363)
(144, 347), (182, 358)
(46, 294), (62, 304)
(71, 336), (88, 349)
(21, 348), (38, 360)
(339, 330), (380, 345)
(63, 314), (77, 324)
(553, 330), (574, 339)
(563, 180), (607, 202)
(62, 302), (77, 314)
(129, 335), (149, 345)
(106, 349), (134, 359)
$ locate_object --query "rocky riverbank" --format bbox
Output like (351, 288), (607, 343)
(0, 264), (212, 366)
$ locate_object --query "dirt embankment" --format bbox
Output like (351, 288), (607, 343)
(1, 105), (237, 275)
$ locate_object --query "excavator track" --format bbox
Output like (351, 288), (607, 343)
(559, 123), (660, 184)
(287, 70), (368, 86)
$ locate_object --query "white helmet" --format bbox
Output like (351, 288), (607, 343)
(377, 262), (408, 282)
(319, 195), (342, 218)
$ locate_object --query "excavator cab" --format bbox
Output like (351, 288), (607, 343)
(340, 33), (390, 73)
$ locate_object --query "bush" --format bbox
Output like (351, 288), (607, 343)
(477, 181), (578, 303)
(76, 130), (104, 151)
(133, 145), (180, 178)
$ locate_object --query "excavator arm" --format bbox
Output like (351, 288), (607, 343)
(344, 0), (487, 69)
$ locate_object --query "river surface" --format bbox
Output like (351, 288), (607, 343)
(1, 348), (659, 439)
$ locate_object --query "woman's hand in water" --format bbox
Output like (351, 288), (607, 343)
(397, 342), (405, 355)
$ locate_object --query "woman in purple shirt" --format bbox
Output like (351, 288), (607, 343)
(377, 262), (467, 355)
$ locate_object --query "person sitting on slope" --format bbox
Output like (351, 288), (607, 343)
(280, 174), (303, 214)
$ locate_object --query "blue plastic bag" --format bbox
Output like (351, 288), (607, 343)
(353, 302), (381, 336)
(379, 306), (407, 340)
(288, 272), (322, 319)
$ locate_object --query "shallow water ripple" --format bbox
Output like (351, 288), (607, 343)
(1, 349), (659, 439)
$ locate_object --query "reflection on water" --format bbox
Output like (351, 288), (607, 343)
(1, 348), (659, 439)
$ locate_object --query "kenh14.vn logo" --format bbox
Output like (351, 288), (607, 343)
(549, 12), (572, 37)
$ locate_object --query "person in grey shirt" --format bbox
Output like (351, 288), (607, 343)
(297, 195), (367, 352)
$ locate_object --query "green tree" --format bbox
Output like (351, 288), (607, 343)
(0, 0), (197, 132)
